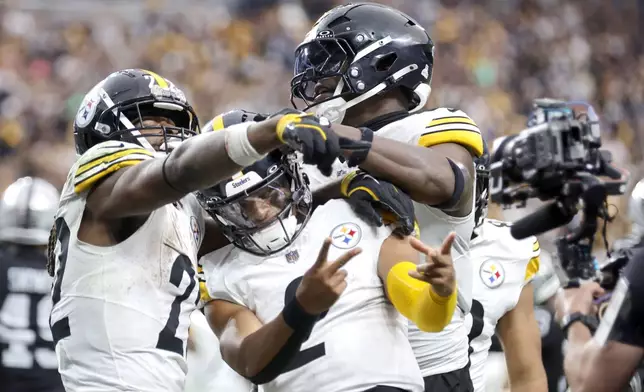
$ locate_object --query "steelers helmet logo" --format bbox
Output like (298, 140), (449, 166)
(479, 260), (505, 288)
(330, 223), (362, 249)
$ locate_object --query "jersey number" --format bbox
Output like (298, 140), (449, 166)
(50, 217), (71, 344)
(156, 254), (197, 356)
(467, 299), (485, 356)
(0, 293), (58, 369)
(282, 276), (327, 373)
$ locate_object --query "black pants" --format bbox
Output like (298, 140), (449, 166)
(422, 365), (474, 392)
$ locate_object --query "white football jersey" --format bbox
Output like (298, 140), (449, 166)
(202, 199), (424, 392)
(48, 141), (205, 392)
(465, 219), (540, 392)
(301, 108), (483, 376)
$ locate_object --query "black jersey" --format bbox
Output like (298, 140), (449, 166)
(0, 245), (64, 392)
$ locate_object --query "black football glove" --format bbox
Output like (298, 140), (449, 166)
(275, 112), (341, 177)
(341, 171), (416, 236)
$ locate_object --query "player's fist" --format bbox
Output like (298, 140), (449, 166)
(296, 237), (361, 315)
(408, 233), (457, 298)
(340, 170), (416, 236)
(275, 112), (341, 177)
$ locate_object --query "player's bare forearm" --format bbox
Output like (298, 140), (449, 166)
(332, 124), (473, 207)
(205, 300), (297, 379)
(234, 314), (298, 378)
(497, 285), (547, 392)
(561, 328), (643, 392)
(562, 324), (595, 391)
(88, 118), (282, 219)
(312, 178), (343, 208)
(164, 118), (282, 193)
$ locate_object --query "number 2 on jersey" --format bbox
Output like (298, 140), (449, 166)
(156, 254), (196, 356)
(282, 276), (327, 373)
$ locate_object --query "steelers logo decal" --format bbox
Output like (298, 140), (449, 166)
(75, 92), (99, 128)
(479, 260), (505, 289)
(330, 223), (362, 249)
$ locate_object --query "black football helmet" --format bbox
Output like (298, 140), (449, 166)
(290, 2), (434, 123)
(473, 140), (490, 231)
(197, 149), (312, 256)
(73, 69), (199, 155)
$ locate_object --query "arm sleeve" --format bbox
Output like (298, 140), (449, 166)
(73, 141), (153, 193)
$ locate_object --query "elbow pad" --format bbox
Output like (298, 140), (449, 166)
(386, 261), (458, 332)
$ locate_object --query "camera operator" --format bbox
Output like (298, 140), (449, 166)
(553, 269), (644, 392)
(490, 97), (635, 391)
(553, 178), (644, 392)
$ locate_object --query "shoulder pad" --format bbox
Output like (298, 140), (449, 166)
(418, 107), (483, 156)
(481, 219), (540, 283)
(73, 141), (153, 194)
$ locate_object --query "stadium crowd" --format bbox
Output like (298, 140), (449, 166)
(1, 1), (643, 392)
(1, 0), (642, 182)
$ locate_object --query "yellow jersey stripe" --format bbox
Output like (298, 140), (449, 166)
(524, 256), (541, 283)
(418, 129), (484, 156)
(199, 281), (212, 303)
(428, 116), (477, 127)
(76, 148), (153, 177)
(74, 159), (146, 193)
(142, 69), (169, 88)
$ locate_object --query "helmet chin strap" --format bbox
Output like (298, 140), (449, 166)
(250, 214), (299, 253)
(311, 64), (430, 124)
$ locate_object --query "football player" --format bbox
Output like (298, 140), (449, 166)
(465, 146), (548, 391)
(199, 148), (459, 392)
(0, 177), (64, 392)
(46, 69), (344, 392)
(289, 3), (483, 389)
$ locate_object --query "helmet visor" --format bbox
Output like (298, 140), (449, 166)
(214, 172), (292, 230)
(292, 38), (352, 102)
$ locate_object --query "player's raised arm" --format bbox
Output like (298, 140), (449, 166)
(204, 239), (360, 383)
(84, 116), (283, 219)
(377, 232), (458, 332)
(333, 123), (477, 212)
(75, 75), (343, 220)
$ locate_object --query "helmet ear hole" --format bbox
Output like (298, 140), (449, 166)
(372, 52), (398, 72)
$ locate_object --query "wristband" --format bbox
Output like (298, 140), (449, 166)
(560, 312), (598, 338)
(347, 127), (373, 167)
(282, 297), (319, 332)
(224, 122), (266, 167)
